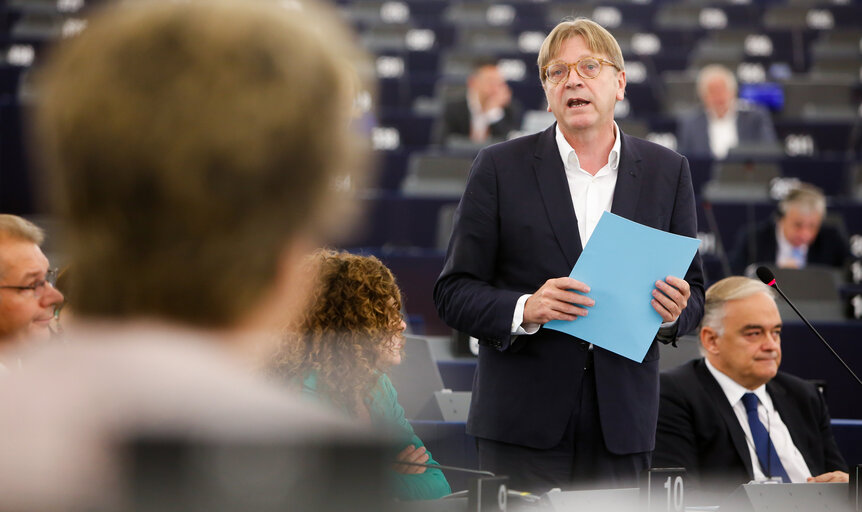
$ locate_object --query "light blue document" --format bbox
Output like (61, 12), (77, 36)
(544, 211), (700, 362)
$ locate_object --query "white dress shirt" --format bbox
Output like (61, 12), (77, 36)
(707, 110), (738, 159)
(467, 90), (505, 141)
(510, 124), (620, 334)
(704, 358), (813, 483)
(775, 223), (809, 269)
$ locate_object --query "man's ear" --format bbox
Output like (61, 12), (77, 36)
(700, 326), (720, 355)
(615, 70), (626, 101)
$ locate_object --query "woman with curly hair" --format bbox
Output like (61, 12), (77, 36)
(275, 249), (451, 501)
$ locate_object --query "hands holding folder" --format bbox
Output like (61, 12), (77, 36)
(525, 275), (691, 326)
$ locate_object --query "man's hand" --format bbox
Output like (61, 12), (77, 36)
(651, 275), (691, 323)
(483, 85), (512, 112)
(807, 471), (849, 483)
(393, 445), (428, 475)
(523, 277), (593, 325)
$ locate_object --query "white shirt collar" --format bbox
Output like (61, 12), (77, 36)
(705, 357), (774, 412)
(554, 122), (621, 174)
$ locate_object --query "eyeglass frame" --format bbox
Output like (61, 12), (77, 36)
(0, 268), (59, 298)
(541, 57), (620, 84)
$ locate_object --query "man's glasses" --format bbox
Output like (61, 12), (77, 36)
(0, 268), (59, 299)
(542, 57), (619, 84)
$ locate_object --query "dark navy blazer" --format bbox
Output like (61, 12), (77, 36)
(655, 359), (847, 501)
(433, 124), (705, 454)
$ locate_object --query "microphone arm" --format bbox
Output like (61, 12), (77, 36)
(756, 267), (862, 389)
(393, 461), (496, 477)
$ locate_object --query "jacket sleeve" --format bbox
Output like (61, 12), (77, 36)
(433, 147), (524, 350)
(670, 155), (705, 338)
(376, 375), (452, 501)
(654, 373), (705, 491)
(814, 384), (849, 474)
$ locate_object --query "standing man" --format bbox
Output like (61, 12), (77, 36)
(434, 18), (704, 492)
(0, 214), (64, 367)
(676, 64), (777, 159)
(655, 277), (847, 503)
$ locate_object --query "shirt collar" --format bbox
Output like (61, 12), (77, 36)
(705, 357), (773, 411)
(554, 122), (621, 173)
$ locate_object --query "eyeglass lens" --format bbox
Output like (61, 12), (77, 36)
(546, 58), (603, 82)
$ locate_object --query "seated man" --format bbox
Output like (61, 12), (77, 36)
(433, 58), (522, 146)
(676, 64), (777, 159)
(729, 183), (849, 274)
(654, 276), (848, 503)
(0, 215), (64, 367)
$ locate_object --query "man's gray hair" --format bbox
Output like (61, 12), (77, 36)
(700, 276), (776, 336)
(696, 64), (737, 99)
(779, 183), (826, 217)
(0, 215), (44, 245)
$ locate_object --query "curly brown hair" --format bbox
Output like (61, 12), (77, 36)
(274, 249), (404, 416)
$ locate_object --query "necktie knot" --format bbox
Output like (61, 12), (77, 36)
(741, 392), (759, 413)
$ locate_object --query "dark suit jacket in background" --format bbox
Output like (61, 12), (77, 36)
(676, 102), (777, 158)
(433, 96), (522, 146)
(654, 359), (847, 502)
(433, 124), (705, 457)
(729, 218), (850, 274)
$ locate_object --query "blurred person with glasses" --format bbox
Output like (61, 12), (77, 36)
(434, 17), (703, 492)
(0, 214), (64, 367)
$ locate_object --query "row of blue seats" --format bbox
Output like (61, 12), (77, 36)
(345, 194), (862, 251)
(368, 114), (859, 157)
(338, 2), (862, 32)
(352, 249), (862, 338)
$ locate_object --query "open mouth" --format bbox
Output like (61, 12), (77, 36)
(567, 98), (590, 108)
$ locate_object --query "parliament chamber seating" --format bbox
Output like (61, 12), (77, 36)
(3, 1), (862, 492)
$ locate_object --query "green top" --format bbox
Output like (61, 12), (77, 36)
(301, 371), (451, 501)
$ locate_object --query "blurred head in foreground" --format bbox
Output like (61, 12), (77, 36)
(0, 215), (64, 347)
(0, 1), (384, 510)
(276, 249), (406, 415)
(35, 0), (371, 346)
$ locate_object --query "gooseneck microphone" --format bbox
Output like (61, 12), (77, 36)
(756, 266), (862, 388)
(393, 461), (495, 477)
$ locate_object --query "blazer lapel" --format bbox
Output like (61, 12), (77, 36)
(767, 379), (818, 474)
(610, 131), (642, 221)
(533, 124), (582, 269)
(694, 360), (755, 478)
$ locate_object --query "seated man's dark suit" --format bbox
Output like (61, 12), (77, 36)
(655, 358), (847, 502)
(433, 124), (705, 487)
(676, 102), (777, 158)
(433, 96), (522, 145)
(729, 218), (850, 274)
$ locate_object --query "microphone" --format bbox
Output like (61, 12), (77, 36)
(756, 266), (862, 388)
(392, 460), (496, 477)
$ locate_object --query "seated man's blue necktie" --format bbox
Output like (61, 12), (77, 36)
(741, 392), (791, 482)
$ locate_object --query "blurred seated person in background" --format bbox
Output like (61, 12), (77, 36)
(434, 58), (522, 146)
(655, 276), (848, 504)
(0, 215), (64, 369)
(274, 250), (451, 501)
(676, 64), (777, 159)
(729, 183), (849, 274)
(0, 0), (376, 509)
